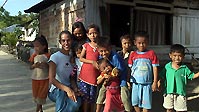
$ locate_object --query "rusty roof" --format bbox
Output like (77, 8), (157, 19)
(24, 0), (63, 13)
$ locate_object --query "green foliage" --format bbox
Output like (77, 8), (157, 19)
(1, 32), (18, 47)
(0, 7), (39, 34)
(0, 7), (39, 48)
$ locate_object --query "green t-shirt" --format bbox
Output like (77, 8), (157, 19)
(160, 62), (195, 96)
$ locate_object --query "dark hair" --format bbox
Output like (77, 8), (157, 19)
(97, 36), (110, 48)
(75, 43), (83, 52)
(170, 44), (185, 55)
(98, 58), (114, 69)
(120, 34), (132, 42)
(134, 31), (149, 40)
(72, 22), (87, 40)
(59, 30), (73, 40)
(87, 23), (100, 33)
(33, 35), (48, 53)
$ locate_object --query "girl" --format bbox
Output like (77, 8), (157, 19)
(97, 58), (125, 112)
(29, 35), (50, 112)
(78, 24), (100, 112)
(72, 21), (87, 45)
(71, 21), (87, 64)
(48, 30), (81, 112)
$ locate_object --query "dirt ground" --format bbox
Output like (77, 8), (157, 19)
(151, 78), (199, 112)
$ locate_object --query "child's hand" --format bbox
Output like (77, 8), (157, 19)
(92, 61), (99, 69)
(157, 80), (162, 91)
(36, 62), (48, 69)
(127, 82), (131, 90)
(152, 81), (158, 92)
(104, 74), (111, 79)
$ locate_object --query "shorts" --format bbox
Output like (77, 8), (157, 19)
(32, 79), (49, 104)
(163, 94), (187, 111)
(96, 85), (106, 104)
(121, 86), (132, 111)
(131, 83), (152, 109)
(78, 80), (97, 103)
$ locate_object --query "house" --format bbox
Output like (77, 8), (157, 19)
(24, 0), (199, 111)
(1, 24), (37, 41)
(24, 0), (199, 60)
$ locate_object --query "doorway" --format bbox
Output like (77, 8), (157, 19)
(109, 4), (131, 47)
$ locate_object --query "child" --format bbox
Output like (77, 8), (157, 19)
(78, 24), (100, 112)
(117, 34), (132, 62)
(97, 58), (125, 112)
(72, 21), (87, 45)
(117, 34), (133, 89)
(48, 30), (81, 112)
(71, 21), (88, 64)
(96, 36), (132, 112)
(29, 35), (51, 112)
(128, 31), (159, 112)
(159, 44), (199, 112)
(70, 43), (83, 91)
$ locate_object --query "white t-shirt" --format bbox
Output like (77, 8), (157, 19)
(75, 58), (83, 76)
(49, 51), (73, 92)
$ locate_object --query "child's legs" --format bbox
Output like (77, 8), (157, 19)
(121, 86), (132, 111)
(32, 79), (48, 105)
(36, 104), (42, 112)
(173, 94), (187, 112)
(131, 83), (140, 107)
(163, 94), (174, 110)
(104, 88), (124, 112)
(142, 84), (152, 110)
(96, 85), (106, 104)
(134, 106), (141, 112)
(79, 81), (97, 112)
(96, 85), (106, 112)
(131, 84), (152, 110)
(32, 80), (39, 100)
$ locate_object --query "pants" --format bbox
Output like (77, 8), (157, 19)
(48, 88), (81, 112)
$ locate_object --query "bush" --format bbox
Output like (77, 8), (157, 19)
(1, 32), (18, 51)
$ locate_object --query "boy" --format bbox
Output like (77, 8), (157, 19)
(160, 44), (199, 112)
(117, 34), (133, 89)
(117, 34), (132, 62)
(128, 31), (159, 112)
(96, 36), (132, 112)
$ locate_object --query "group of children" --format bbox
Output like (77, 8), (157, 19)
(29, 21), (199, 112)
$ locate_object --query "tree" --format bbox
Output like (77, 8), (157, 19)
(0, 7), (39, 52)
(1, 32), (18, 50)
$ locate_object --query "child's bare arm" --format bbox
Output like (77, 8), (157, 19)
(152, 66), (158, 91)
(97, 75), (105, 85)
(79, 48), (98, 69)
(193, 72), (199, 79)
(30, 62), (38, 69)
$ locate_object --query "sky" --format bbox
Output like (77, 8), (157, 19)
(0, 0), (43, 16)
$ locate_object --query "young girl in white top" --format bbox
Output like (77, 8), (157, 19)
(29, 35), (50, 112)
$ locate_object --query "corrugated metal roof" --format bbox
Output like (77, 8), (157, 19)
(24, 0), (63, 13)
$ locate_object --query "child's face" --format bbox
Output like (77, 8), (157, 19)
(169, 52), (184, 64)
(99, 61), (112, 74)
(134, 36), (148, 52)
(33, 41), (46, 55)
(87, 28), (99, 42)
(121, 38), (132, 51)
(76, 49), (82, 58)
(98, 46), (111, 59)
(59, 33), (72, 51)
(73, 28), (84, 40)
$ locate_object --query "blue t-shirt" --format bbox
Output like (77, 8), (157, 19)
(108, 51), (128, 87)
